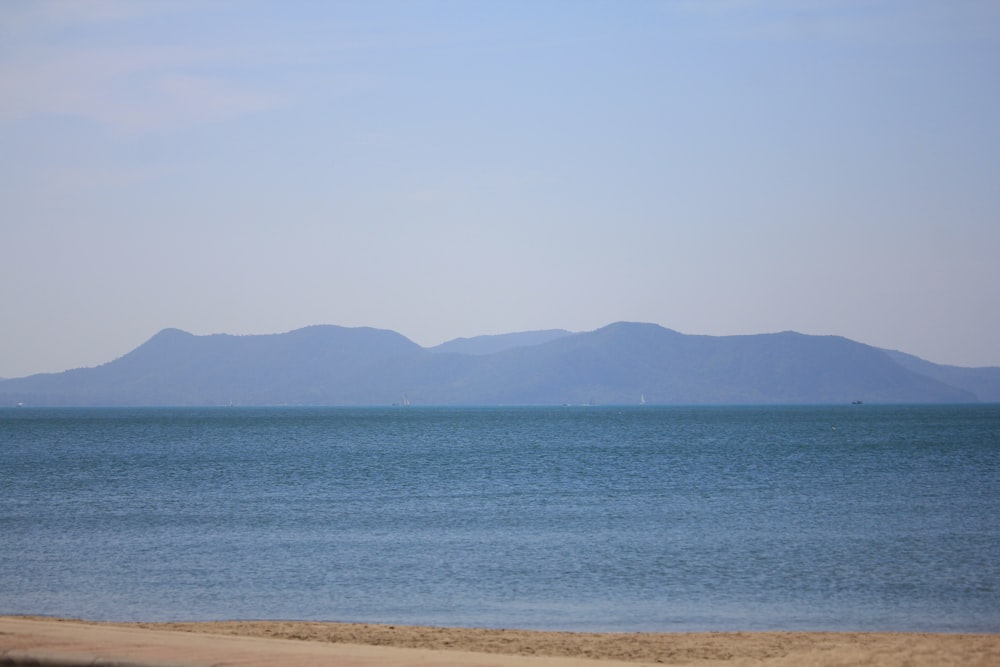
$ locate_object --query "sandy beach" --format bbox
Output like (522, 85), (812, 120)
(2, 617), (998, 667)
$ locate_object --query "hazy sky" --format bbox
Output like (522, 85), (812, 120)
(2, 0), (999, 378)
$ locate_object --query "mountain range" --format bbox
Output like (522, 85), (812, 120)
(2, 322), (998, 406)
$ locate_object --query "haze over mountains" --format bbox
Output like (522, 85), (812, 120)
(1, 322), (998, 406)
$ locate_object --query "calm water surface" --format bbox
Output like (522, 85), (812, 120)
(2, 405), (998, 632)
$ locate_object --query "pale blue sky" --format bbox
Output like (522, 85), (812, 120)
(2, 0), (999, 378)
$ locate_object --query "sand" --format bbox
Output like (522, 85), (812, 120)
(1, 616), (998, 667)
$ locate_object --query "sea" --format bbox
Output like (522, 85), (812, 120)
(1, 405), (998, 633)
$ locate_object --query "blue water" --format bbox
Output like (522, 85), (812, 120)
(1, 405), (998, 632)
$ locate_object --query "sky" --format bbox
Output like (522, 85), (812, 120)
(2, 0), (999, 378)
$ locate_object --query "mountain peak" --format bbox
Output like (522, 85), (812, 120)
(150, 327), (194, 340)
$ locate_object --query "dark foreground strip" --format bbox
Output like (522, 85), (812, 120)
(0, 649), (195, 667)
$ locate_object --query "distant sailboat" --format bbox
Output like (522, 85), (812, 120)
(403, 394), (411, 406)
(640, 393), (647, 405)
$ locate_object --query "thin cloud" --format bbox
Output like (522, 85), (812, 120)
(0, 2), (482, 133)
(0, 0), (165, 32)
(0, 44), (278, 131)
(667, 0), (1000, 45)
(0, 0), (284, 132)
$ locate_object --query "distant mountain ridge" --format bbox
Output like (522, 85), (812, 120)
(428, 329), (573, 355)
(1, 322), (997, 406)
